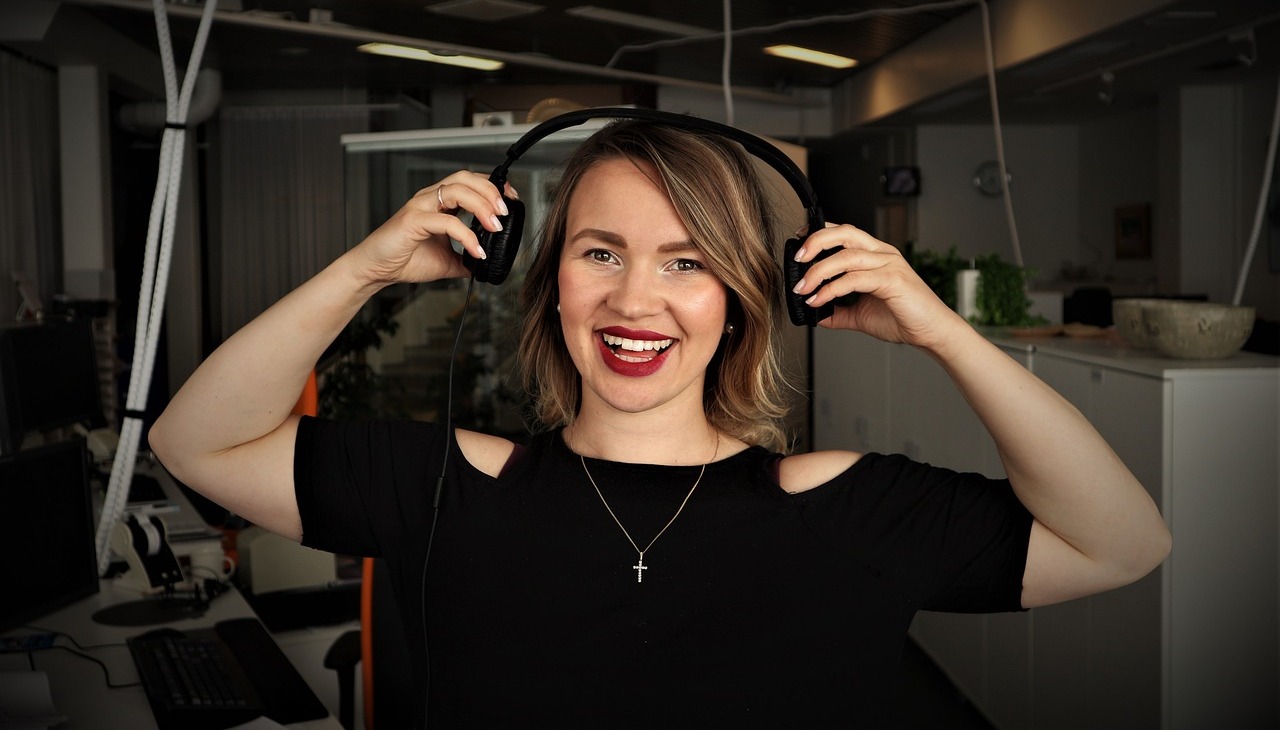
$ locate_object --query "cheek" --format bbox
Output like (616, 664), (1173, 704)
(687, 286), (729, 321)
(556, 269), (590, 320)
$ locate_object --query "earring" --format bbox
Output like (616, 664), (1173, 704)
(724, 322), (735, 335)
(556, 303), (561, 313)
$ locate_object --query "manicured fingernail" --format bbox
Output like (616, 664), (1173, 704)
(475, 247), (488, 260)
(805, 294), (817, 305)
(793, 246), (807, 261)
(490, 216), (503, 231)
(497, 199), (509, 216)
(792, 278), (807, 294)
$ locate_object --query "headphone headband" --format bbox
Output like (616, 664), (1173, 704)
(491, 107), (824, 233)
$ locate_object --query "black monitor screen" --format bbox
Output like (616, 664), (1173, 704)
(0, 320), (105, 455)
(0, 437), (99, 633)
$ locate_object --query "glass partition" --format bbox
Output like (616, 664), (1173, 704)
(339, 123), (606, 436)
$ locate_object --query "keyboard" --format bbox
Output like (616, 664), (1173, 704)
(128, 618), (328, 730)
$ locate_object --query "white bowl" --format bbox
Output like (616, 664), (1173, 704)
(1142, 301), (1255, 359)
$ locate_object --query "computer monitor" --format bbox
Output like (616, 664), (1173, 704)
(0, 319), (106, 455)
(0, 437), (99, 633)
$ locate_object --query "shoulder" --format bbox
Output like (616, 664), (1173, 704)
(777, 449), (863, 494)
(456, 428), (519, 478)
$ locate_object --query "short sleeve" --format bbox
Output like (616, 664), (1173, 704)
(795, 452), (1033, 613)
(294, 416), (445, 558)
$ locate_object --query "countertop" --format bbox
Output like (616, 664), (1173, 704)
(981, 327), (1280, 379)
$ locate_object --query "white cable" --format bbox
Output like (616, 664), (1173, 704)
(976, 0), (1023, 269)
(722, 0), (734, 126)
(95, 0), (219, 575)
(1231, 72), (1280, 306)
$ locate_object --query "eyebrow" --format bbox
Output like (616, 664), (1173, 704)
(569, 228), (698, 253)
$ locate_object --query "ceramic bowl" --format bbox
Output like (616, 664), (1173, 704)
(1142, 301), (1255, 359)
(1112, 298), (1163, 348)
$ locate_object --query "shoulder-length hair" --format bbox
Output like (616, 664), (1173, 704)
(516, 119), (794, 453)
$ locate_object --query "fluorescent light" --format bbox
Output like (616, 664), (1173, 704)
(357, 42), (504, 71)
(763, 44), (857, 69)
(566, 6), (711, 37)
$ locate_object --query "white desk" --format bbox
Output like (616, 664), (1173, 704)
(0, 579), (342, 729)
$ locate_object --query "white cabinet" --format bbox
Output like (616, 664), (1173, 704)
(813, 329), (1280, 730)
(1030, 356), (1164, 730)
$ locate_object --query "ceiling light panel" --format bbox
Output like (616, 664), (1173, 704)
(358, 42), (505, 71)
(763, 45), (857, 69)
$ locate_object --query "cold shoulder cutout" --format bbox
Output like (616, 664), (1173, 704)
(777, 449), (862, 494)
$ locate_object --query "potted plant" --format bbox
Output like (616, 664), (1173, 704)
(971, 253), (1046, 328)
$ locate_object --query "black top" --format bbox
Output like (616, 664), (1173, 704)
(295, 417), (1032, 727)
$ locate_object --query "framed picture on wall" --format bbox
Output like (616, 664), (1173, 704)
(1115, 204), (1152, 260)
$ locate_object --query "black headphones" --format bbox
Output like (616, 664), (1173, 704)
(461, 107), (838, 326)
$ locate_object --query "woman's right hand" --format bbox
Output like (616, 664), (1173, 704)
(350, 171), (515, 289)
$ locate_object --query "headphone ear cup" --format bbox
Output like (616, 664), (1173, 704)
(464, 196), (525, 284)
(782, 236), (836, 327)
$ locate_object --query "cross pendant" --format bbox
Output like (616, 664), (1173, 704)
(633, 554), (648, 583)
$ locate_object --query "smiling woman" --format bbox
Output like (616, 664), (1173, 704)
(149, 110), (1170, 728)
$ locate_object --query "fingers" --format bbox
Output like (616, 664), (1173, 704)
(789, 224), (902, 307)
(422, 171), (516, 229)
(409, 171), (520, 261)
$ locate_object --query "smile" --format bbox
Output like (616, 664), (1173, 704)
(601, 333), (673, 363)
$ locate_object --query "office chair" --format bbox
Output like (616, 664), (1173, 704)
(323, 557), (415, 730)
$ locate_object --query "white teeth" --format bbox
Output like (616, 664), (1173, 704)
(602, 333), (674, 352)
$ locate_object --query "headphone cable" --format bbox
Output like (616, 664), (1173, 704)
(418, 273), (476, 729)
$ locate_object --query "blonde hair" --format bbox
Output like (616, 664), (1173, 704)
(517, 119), (793, 452)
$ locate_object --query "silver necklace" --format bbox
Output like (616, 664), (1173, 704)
(580, 438), (719, 583)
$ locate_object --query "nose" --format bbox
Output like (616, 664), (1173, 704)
(606, 266), (664, 320)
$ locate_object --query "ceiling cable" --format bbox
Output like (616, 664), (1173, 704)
(976, 0), (1024, 269)
(606, 0), (978, 69)
(722, 0), (734, 125)
(1231, 71), (1280, 306)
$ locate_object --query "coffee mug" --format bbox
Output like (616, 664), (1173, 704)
(189, 545), (236, 583)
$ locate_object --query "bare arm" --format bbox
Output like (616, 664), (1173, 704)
(149, 173), (510, 540)
(793, 225), (1171, 608)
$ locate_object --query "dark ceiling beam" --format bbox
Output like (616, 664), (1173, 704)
(832, 0), (1181, 127)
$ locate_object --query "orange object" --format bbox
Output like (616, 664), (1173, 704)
(361, 557), (375, 730)
(292, 370), (318, 417)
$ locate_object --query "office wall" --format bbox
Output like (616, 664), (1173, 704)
(1078, 107), (1161, 292)
(1177, 80), (1280, 320)
(915, 123), (1080, 282)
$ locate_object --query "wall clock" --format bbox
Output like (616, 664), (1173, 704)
(972, 159), (1010, 197)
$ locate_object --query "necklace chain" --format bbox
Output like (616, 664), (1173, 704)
(580, 437), (719, 584)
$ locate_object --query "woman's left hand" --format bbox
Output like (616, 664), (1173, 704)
(789, 223), (968, 351)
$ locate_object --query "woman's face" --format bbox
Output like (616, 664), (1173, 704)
(557, 157), (728, 419)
